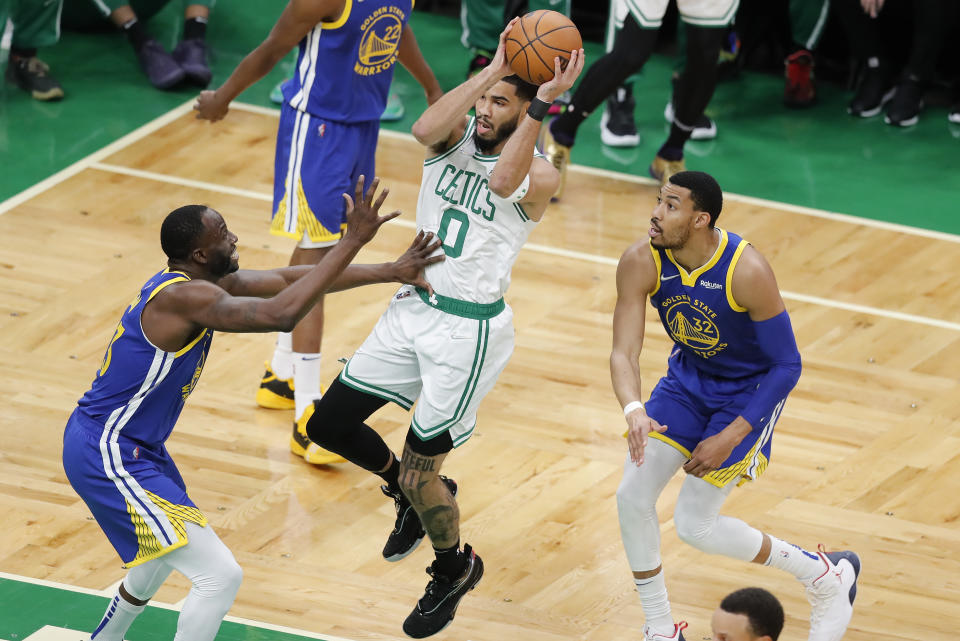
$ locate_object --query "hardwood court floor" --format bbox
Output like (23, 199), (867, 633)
(1, 103), (959, 641)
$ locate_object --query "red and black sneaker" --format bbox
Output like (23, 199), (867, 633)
(784, 49), (816, 108)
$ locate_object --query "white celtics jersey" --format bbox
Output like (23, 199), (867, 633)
(416, 117), (539, 304)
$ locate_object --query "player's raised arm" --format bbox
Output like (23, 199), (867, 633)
(147, 177), (397, 347)
(410, 18), (519, 152)
(194, 0), (344, 121)
(610, 242), (665, 466)
(220, 231), (444, 297)
(488, 49), (584, 219)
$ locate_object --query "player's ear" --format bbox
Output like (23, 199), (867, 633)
(693, 210), (711, 230)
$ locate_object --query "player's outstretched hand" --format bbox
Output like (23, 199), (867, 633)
(342, 175), (401, 246)
(194, 90), (230, 122)
(391, 231), (444, 295)
(536, 48), (585, 104)
(625, 408), (667, 467)
(488, 17), (521, 80)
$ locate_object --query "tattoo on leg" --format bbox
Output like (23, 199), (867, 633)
(420, 504), (460, 549)
(401, 450), (436, 472)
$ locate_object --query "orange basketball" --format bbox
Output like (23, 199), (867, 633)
(504, 10), (582, 86)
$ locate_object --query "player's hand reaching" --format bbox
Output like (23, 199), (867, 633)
(342, 175), (401, 247)
(626, 408), (667, 466)
(488, 17), (521, 80)
(682, 427), (742, 478)
(194, 90), (230, 122)
(390, 231), (444, 295)
(536, 48), (585, 104)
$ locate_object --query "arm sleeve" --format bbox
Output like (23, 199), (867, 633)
(739, 310), (802, 428)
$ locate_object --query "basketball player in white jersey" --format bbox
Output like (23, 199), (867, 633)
(302, 21), (584, 638)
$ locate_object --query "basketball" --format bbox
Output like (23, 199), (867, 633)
(505, 10), (582, 86)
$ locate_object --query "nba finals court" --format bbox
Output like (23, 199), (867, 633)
(1, 5), (959, 641)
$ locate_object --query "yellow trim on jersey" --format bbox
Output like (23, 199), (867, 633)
(146, 275), (190, 303)
(648, 240), (663, 297)
(270, 179), (343, 243)
(321, 0), (352, 30)
(175, 329), (209, 358)
(665, 228), (729, 287)
(703, 446), (769, 489)
(725, 239), (750, 312)
(123, 490), (207, 568)
(648, 431), (692, 458)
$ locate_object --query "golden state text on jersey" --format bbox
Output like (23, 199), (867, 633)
(649, 229), (768, 379)
(282, 0), (413, 122)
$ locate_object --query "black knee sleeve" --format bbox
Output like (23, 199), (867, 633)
(305, 377), (392, 472)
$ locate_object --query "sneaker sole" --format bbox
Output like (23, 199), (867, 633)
(600, 111), (640, 148)
(885, 101), (923, 127)
(885, 113), (920, 127)
(849, 88), (896, 118)
(32, 87), (64, 101)
(256, 388), (295, 409)
(385, 535), (425, 562)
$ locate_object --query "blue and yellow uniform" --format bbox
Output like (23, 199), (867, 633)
(271, 0), (414, 246)
(645, 229), (791, 488)
(63, 269), (212, 567)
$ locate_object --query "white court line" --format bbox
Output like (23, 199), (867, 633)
(0, 100), (198, 217)
(87, 162), (960, 332)
(0, 571), (361, 641)
(230, 102), (960, 244)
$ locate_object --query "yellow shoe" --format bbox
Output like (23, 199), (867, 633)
(648, 154), (686, 186)
(538, 122), (570, 200)
(256, 361), (295, 410)
(290, 400), (346, 465)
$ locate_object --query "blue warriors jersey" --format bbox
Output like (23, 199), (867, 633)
(74, 269), (213, 445)
(649, 229), (765, 379)
(282, 0), (413, 122)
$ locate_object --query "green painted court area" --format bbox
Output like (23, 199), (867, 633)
(0, 577), (334, 641)
(1, 4), (959, 234)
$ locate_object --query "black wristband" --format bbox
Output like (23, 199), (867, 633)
(526, 97), (551, 121)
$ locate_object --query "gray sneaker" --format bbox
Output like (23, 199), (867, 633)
(173, 38), (212, 87)
(137, 38), (186, 90)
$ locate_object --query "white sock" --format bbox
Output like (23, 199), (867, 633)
(293, 351), (322, 419)
(764, 535), (823, 582)
(635, 570), (674, 635)
(90, 592), (145, 641)
(270, 333), (294, 380)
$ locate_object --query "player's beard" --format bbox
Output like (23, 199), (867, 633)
(210, 249), (239, 278)
(473, 114), (519, 154)
(651, 224), (691, 250)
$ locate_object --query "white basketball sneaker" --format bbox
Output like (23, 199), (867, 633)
(642, 621), (687, 641)
(805, 546), (861, 641)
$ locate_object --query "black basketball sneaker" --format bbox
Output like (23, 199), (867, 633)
(402, 544), (484, 638)
(382, 476), (458, 562)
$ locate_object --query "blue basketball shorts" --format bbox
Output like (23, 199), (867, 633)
(271, 103), (380, 248)
(645, 353), (787, 488)
(62, 411), (207, 568)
